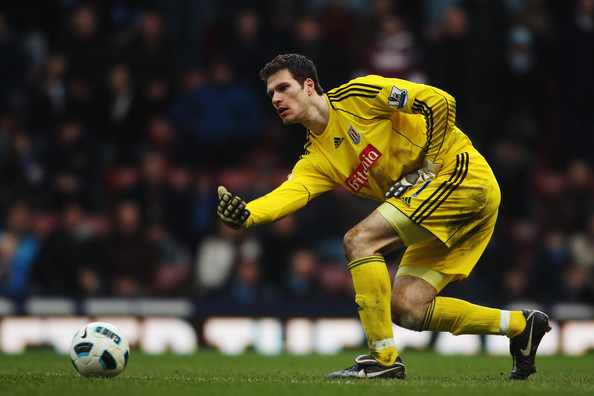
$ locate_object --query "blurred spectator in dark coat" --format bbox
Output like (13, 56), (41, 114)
(145, 115), (182, 161)
(531, 228), (571, 302)
(282, 248), (322, 300)
(290, 15), (351, 91)
(227, 258), (277, 304)
(458, 0), (508, 149)
(223, 8), (276, 97)
(558, 0), (594, 166)
(0, 127), (46, 211)
(122, 150), (188, 242)
(54, 4), (110, 95)
(428, 0), (507, 149)
(96, 63), (147, 164)
(103, 200), (157, 296)
(0, 200), (40, 298)
(355, 0), (396, 64)
(360, 14), (426, 82)
(145, 220), (192, 296)
(0, 12), (27, 110)
(170, 59), (261, 166)
(514, 0), (555, 53)
(530, 227), (593, 303)
(0, 12), (28, 112)
(30, 201), (102, 297)
(187, 168), (217, 245)
(29, 53), (69, 131)
(543, 159), (594, 234)
(488, 138), (535, 222)
(426, 6), (470, 117)
(154, 0), (216, 67)
(119, 9), (177, 116)
(501, 26), (547, 146)
(45, 119), (103, 211)
(260, 215), (303, 284)
(63, 75), (97, 125)
(318, 0), (359, 61)
(0, 0), (59, 62)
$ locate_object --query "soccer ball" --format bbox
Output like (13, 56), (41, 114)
(70, 322), (130, 377)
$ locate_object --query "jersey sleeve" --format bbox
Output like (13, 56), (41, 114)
(366, 76), (457, 163)
(244, 155), (337, 227)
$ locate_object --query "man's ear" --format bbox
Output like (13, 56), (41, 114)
(305, 78), (315, 95)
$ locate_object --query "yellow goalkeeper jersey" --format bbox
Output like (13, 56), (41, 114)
(245, 75), (475, 228)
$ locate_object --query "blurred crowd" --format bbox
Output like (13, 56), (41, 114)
(0, 0), (593, 307)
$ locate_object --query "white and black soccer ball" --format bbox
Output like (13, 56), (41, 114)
(70, 322), (130, 377)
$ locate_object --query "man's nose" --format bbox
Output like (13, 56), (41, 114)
(272, 92), (282, 105)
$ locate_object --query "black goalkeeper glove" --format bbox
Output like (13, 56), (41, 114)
(217, 186), (250, 229)
(385, 158), (441, 199)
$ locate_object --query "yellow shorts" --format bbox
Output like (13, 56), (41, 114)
(381, 148), (500, 281)
(395, 266), (456, 293)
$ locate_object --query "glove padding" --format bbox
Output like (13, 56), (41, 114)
(386, 158), (441, 199)
(217, 186), (250, 229)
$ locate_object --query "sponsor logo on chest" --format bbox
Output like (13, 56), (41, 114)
(345, 144), (382, 193)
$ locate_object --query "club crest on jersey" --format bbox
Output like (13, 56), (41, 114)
(388, 86), (408, 109)
(347, 125), (361, 144)
(345, 144), (382, 193)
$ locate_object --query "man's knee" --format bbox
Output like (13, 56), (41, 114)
(343, 210), (405, 262)
(343, 227), (362, 259)
(391, 292), (427, 331)
(391, 276), (437, 331)
(343, 227), (356, 253)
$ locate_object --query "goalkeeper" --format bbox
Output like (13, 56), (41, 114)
(217, 54), (550, 380)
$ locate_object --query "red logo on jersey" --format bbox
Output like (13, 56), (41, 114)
(345, 144), (382, 192)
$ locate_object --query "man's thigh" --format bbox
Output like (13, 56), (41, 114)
(384, 149), (500, 281)
(343, 209), (406, 262)
(386, 149), (501, 249)
(399, 208), (497, 281)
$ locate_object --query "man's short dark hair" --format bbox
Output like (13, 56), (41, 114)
(259, 53), (324, 95)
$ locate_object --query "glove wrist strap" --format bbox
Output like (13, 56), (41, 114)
(422, 158), (441, 174)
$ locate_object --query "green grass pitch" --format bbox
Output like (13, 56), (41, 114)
(1, 349), (593, 396)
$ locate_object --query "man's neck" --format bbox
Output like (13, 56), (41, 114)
(302, 94), (330, 135)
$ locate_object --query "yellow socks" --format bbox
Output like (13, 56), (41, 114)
(423, 296), (527, 337)
(348, 255), (398, 365)
(348, 259), (528, 364)
(508, 311), (527, 338)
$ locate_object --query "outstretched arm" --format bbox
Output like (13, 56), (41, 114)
(216, 156), (338, 229)
(216, 186), (251, 229)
